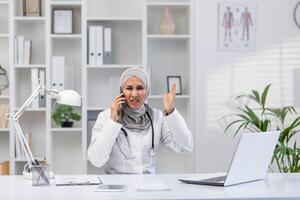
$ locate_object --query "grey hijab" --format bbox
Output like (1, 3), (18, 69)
(118, 67), (153, 132)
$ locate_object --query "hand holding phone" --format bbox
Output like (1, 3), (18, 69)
(110, 89), (125, 122)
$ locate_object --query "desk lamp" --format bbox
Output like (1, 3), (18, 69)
(6, 81), (81, 179)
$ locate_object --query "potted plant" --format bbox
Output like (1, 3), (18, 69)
(52, 105), (81, 128)
(224, 84), (300, 172)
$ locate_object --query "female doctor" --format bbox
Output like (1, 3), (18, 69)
(87, 67), (193, 174)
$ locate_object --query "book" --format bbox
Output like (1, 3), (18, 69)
(0, 104), (9, 128)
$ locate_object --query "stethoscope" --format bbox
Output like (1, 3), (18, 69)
(120, 111), (155, 157)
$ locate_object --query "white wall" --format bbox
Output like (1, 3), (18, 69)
(194, 0), (300, 172)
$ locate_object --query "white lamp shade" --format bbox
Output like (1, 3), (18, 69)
(56, 90), (81, 106)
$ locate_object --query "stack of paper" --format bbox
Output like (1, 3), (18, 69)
(133, 182), (171, 192)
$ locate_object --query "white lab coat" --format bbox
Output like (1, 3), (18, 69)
(87, 108), (193, 174)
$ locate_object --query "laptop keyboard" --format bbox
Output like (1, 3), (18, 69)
(201, 175), (227, 182)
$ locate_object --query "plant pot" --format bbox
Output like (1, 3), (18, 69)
(61, 121), (74, 128)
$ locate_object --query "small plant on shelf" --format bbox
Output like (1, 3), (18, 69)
(52, 105), (81, 128)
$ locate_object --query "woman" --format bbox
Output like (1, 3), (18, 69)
(88, 67), (193, 174)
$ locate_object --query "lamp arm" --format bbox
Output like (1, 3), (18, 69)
(13, 120), (35, 167)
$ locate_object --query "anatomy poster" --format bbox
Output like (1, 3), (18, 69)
(218, 2), (256, 51)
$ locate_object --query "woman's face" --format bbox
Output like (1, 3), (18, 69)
(122, 77), (147, 109)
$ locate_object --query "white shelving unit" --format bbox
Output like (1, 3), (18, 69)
(0, 0), (10, 173)
(1, 0), (194, 175)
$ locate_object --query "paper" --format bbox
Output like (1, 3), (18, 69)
(55, 175), (102, 186)
(134, 182), (170, 192)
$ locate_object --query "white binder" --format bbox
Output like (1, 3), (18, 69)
(57, 56), (65, 92)
(14, 36), (18, 64)
(88, 26), (97, 65)
(51, 56), (58, 91)
(96, 26), (103, 65)
(24, 40), (31, 65)
(38, 69), (46, 107)
(17, 36), (24, 65)
(31, 68), (39, 108)
(103, 27), (112, 64)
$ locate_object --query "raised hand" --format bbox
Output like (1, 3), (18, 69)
(111, 93), (125, 121)
(163, 83), (176, 115)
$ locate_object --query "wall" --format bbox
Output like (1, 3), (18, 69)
(194, 0), (300, 172)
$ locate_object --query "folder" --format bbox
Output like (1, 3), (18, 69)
(14, 36), (18, 64)
(51, 56), (58, 91)
(17, 36), (24, 65)
(38, 69), (46, 107)
(57, 56), (65, 92)
(31, 68), (39, 108)
(96, 26), (103, 65)
(24, 40), (31, 65)
(103, 27), (112, 64)
(88, 26), (97, 65)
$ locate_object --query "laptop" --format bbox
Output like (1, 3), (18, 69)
(179, 131), (280, 186)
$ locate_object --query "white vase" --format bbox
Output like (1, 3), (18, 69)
(159, 7), (175, 34)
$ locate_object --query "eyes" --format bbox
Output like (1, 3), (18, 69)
(124, 85), (145, 92)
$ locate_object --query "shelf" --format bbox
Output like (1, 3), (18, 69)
(50, 1), (82, 6)
(87, 17), (142, 21)
(51, 128), (82, 132)
(50, 34), (82, 39)
(14, 64), (46, 69)
(0, 128), (9, 132)
(0, 34), (9, 38)
(147, 2), (190, 7)
(0, 95), (9, 99)
(14, 17), (45, 21)
(149, 95), (190, 99)
(147, 34), (190, 39)
(86, 65), (142, 69)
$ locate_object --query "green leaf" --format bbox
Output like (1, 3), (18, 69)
(261, 84), (271, 109)
(224, 120), (244, 133)
(251, 90), (260, 104)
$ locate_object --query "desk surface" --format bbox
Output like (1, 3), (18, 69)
(0, 173), (300, 200)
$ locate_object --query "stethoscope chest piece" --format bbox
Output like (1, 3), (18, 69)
(149, 147), (156, 157)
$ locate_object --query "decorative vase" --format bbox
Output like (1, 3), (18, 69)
(159, 7), (175, 34)
(61, 121), (73, 128)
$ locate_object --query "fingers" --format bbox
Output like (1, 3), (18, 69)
(171, 83), (176, 96)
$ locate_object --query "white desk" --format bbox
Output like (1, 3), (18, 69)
(0, 173), (300, 200)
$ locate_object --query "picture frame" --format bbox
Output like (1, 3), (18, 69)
(23, 0), (42, 17)
(52, 9), (73, 34)
(167, 76), (182, 95)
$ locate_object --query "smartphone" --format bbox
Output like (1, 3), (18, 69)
(118, 87), (125, 115)
(94, 184), (128, 192)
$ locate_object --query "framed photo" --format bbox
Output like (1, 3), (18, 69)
(52, 9), (73, 34)
(23, 0), (41, 16)
(218, 2), (256, 51)
(167, 76), (182, 95)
